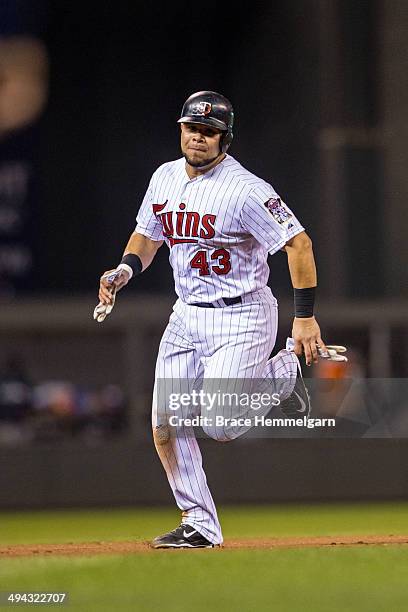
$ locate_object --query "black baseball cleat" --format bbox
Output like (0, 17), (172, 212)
(279, 363), (311, 418)
(151, 524), (216, 549)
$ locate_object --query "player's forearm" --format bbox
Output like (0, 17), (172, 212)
(123, 232), (163, 271)
(285, 232), (317, 288)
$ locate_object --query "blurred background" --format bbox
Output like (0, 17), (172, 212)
(1, 0), (408, 509)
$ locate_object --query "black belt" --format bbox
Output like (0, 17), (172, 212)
(192, 296), (242, 308)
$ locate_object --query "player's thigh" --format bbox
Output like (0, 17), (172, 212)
(155, 311), (197, 376)
(205, 300), (277, 380)
(200, 301), (277, 440)
(153, 311), (203, 427)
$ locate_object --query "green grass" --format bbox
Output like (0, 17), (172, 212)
(1, 503), (408, 611)
(1, 547), (408, 612)
(1, 502), (408, 545)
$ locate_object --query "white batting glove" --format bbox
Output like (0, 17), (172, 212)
(93, 290), (116, 323)
(286, 338), (348, 362)
(318, 345), (348, 362)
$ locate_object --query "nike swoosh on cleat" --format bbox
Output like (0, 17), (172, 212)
(293, 390), (307, 413)
(183, 529), (197, 538)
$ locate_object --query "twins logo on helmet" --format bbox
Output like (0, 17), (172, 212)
(192, 101), (212, 116)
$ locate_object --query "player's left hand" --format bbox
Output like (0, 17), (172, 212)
(292, 316), (327, 366)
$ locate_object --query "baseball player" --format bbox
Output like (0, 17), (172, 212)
(95, 91), (346, 549)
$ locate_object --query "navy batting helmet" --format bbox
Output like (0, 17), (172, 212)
(177, 91), (234, 153)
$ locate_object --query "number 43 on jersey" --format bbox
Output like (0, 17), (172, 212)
(190, 248), (231, 276)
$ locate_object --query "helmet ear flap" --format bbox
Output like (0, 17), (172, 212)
(221, 131), (233, 153)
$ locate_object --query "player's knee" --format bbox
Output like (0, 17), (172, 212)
(153, 424), (170, 446)
(201, 423), (238, 442)
(220, 428), (241, 442)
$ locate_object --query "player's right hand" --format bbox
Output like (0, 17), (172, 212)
(98, 267), (131, 305)
(93, 267), (132, 323)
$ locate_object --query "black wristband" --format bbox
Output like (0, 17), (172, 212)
(121, 253), (143, 277)
(294, 287), (316, 318)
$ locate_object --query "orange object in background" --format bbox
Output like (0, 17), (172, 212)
(0, 36), (49, 138)
(314, 348), (366, 380)
(315, 359), (350, 379)
(312, 349), (367, 419)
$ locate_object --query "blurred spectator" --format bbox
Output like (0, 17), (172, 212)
(32, 381), (127, 443)
(0, 354), (127, 446)
(0, 354), (32, 421)
(0, 354), (32, 445)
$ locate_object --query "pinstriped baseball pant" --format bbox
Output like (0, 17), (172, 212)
(152, 287), (298, 545)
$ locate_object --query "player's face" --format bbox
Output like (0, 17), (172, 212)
(180, 123), (223, 169)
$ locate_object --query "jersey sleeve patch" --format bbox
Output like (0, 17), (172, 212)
(264, 197), (294, 228)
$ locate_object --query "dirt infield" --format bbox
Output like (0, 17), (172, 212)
(1, 535), (408, 557)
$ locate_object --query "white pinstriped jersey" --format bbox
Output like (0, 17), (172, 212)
(136, 154), (304, 304)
